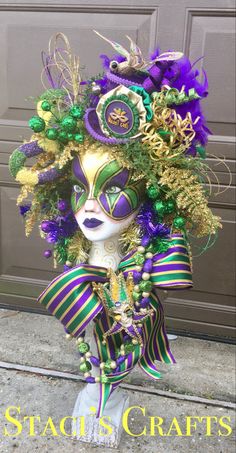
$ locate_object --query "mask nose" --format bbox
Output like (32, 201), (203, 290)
(84, 198), (101, 213)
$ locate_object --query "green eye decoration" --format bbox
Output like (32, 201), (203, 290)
(105, 185), (122, 195)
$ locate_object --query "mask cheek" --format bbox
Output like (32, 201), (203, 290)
(71, 191), (87, 214)
(98, 192), (135, 220)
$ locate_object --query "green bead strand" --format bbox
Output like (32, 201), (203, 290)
(139, 280), (153, 292)
(134, 253), (145, 266)
(79, 361), (92, 373)
(78, 342), (90, 354)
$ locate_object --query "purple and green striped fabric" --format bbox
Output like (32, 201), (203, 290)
(119, 234), (193, 289)
(38, 264), (108, 337)
(37, 233), (192, 416)
(151, 234), (193, 288)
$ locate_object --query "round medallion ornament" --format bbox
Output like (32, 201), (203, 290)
(96, 85), (147, 139)
(104, 98), (136, 137)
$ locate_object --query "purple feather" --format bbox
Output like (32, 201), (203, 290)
(136, 203), (170, 239)
(19, 204), (31, 216)
(150, 48), (161, 61)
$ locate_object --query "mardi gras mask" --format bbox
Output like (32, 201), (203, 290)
(71, 147), (145, 241)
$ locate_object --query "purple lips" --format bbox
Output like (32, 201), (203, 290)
(83, 218), (104, 228)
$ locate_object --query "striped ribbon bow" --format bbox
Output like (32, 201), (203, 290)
(38, 234), (192, 416)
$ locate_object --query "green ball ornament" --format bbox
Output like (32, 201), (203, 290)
(146, 243), (155, 253)
(173, 216), (186, 229)
(29, 116), (45, 132)
(153, 200), (165, 215)
(79, 361), (92, 373)
(45, 128), (58, 140)
(78, 342), (90, 354)
(69, 105), (83, 119)
(139, 280), (153, 292)
(101, 375), (109, 384)
(74, 133), (84, 144)
(41, 100), (51, 112)
(67, 133), (74, 141)
(132, 291), (142, 302)
(61, 116), (77, 133)
(124, 343), (136, 353)
(104, 359), (113, 373)
(134, 253), (145, 266)
(165, 200), (175, 214)
(146, 185), (160, 200)
(58, 131), (68, 144)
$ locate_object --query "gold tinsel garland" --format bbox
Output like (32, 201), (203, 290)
(67, 231), (91, 264)
(25, 201), (42, 237)
(54, 142), (78, 169)
(159, 167), (222, 237)
(119, 220), (142, 253)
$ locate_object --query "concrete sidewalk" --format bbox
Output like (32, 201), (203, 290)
(0, 308), (235, 453)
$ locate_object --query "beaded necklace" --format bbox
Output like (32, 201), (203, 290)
(65, 238), (156, 384)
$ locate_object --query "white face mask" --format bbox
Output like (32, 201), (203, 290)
(75, 199), (137, 242)
(71, 147), (144, 243)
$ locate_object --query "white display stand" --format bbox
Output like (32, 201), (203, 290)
(71, 237), (129, 447)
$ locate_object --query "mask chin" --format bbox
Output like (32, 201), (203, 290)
(75, 209), (138, 243)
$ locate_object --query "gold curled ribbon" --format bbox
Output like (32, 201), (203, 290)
(41, 32), (82, 105)
(141, 94), (199, 161)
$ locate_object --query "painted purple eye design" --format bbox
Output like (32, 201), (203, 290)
(71, 183), (88, 213)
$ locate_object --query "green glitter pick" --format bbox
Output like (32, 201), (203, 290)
(9, 149), (26, 178)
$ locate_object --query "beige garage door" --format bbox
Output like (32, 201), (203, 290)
(0, 0), (235, 340)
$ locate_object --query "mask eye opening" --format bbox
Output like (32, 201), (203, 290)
(104, 184), (122, 195)
(73, 184), (86, 193)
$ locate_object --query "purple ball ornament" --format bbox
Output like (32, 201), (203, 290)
(19, 204), (31, 216)
(133, 270), (142, 284)
(86, 377), (96, 383)
(143, 259), (153, 273)
(90, 356), (100, 367)
(123, 334), (131, 342)
(57, 200), (68, 212)
(141, 235), (151, 247)
(43, 249), (52, 258)
(40, 220), (56, 233)
(140, 297), (150, 308)
(117, 356), (126, 365)
(46, 232), (58, 243)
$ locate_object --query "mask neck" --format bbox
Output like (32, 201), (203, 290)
(88, 235), (123, 271)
